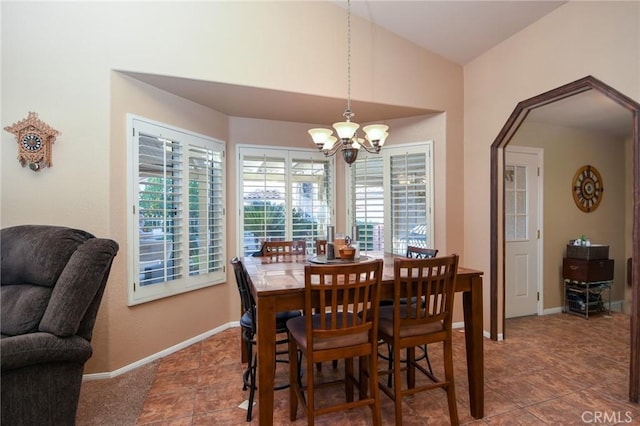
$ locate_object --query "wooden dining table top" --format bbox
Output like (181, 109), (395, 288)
(243, 252), (484, 295)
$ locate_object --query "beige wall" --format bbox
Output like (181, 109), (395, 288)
(511, 122), (628, 310)
(464, 1), (640, 335)
(1, 1), (463, 373)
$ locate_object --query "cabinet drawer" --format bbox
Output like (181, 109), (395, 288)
(563, 258), (614, 282)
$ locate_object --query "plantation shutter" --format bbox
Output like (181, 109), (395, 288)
(390, 151), (429, 254)
(239, 147), (335, 257)
(129, 115), (226, 305)
(187, 144), (225, 276)
(350, 156), (385, 252)
(241, 154), (287, 252)
(290, 157), (333, 245)
(138, 132), (184, 285)
(348, 142), (433, 255)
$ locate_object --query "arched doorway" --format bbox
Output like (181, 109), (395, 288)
(489, 75), (640, 402)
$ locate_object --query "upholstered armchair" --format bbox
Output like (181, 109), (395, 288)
(0, 225), (119, 426)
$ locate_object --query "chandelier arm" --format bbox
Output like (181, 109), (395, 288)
(359, 142), (381, 154)
(322, 141), (342, 157)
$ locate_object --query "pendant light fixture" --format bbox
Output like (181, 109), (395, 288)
(308, 0), (389, 165)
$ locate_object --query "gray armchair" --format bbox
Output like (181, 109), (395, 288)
(1, 225), (119, 426)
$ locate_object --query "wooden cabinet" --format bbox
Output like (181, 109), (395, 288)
(562, 258), (614, 282)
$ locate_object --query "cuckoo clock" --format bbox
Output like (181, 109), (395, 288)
(4, 112), (60, 171)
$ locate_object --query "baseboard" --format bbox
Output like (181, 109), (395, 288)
(542, 306), (564, 315)
(610, 299), (624, 312)
(83, 321), (239, 381)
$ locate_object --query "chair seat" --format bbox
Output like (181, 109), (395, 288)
(377, 305), (443, 338)
(241, 309), (301, 333)
(379, 296), (419, 307)
(287, 312), (369, 351)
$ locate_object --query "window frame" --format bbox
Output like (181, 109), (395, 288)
(346, 141), (434, 255)
(236, 144), (336, 257)
(126, 114), (226, 306)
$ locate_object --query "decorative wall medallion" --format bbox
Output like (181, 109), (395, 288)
(4, 112), (60, 171)
(572, 164), (603, 212)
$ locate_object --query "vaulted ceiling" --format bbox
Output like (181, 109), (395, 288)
(126, 1), (633, 139)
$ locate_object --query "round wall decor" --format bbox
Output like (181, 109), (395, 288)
(572, 165), (603, 212)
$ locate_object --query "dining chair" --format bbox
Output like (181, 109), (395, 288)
(406, 245), (439, 259)
(379, 246), (440, 386)
(378, 254), (460, 425)
(315, 239), (327, 255)
(229, 257), (302, 422)
(286, 260), (383, 426)
(268, 240), (307, 255)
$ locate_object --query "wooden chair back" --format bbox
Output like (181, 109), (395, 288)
(406, 245), (438, 259)
(315, 239), (327, 255)
(393, 254), (458, 333)
(303, 260), (383, 359)
(261, 240), (307, 256)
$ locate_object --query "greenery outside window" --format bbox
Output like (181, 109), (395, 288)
(127, 115), (226, 305)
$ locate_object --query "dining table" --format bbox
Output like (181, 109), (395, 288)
(243, 252), (484, 425)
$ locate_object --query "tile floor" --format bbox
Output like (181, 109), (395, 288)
(136, 312), (639, 425)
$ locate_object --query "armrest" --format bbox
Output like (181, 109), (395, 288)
(1, 332), (92, 371)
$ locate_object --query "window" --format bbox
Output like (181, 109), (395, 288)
(505, 164), (528, 241)
(238, 146), (334, 257)
(348, 142), (433, 255)
(127, 115), (226, 305)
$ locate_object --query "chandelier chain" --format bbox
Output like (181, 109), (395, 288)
(346, 0), (352, 117)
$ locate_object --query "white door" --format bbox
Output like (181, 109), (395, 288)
(505, 148), (542, 318)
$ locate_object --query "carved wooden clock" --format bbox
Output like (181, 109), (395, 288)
(4, 112), (60, 172)
(572, 165), (604, 212)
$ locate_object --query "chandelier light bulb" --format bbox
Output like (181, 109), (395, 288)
(333, 121), (360, 140)
(363, 124), (388, 142)
(323, 136), (338, 151)
(308, 128), (334, 148)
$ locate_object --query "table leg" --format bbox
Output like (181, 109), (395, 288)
(462, 276), (484, 419)
(256, 296), (277, 426)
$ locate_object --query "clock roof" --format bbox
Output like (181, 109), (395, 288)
(4, 112), (60, 141)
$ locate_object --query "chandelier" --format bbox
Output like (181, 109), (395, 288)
(308, 0), (389, 165)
